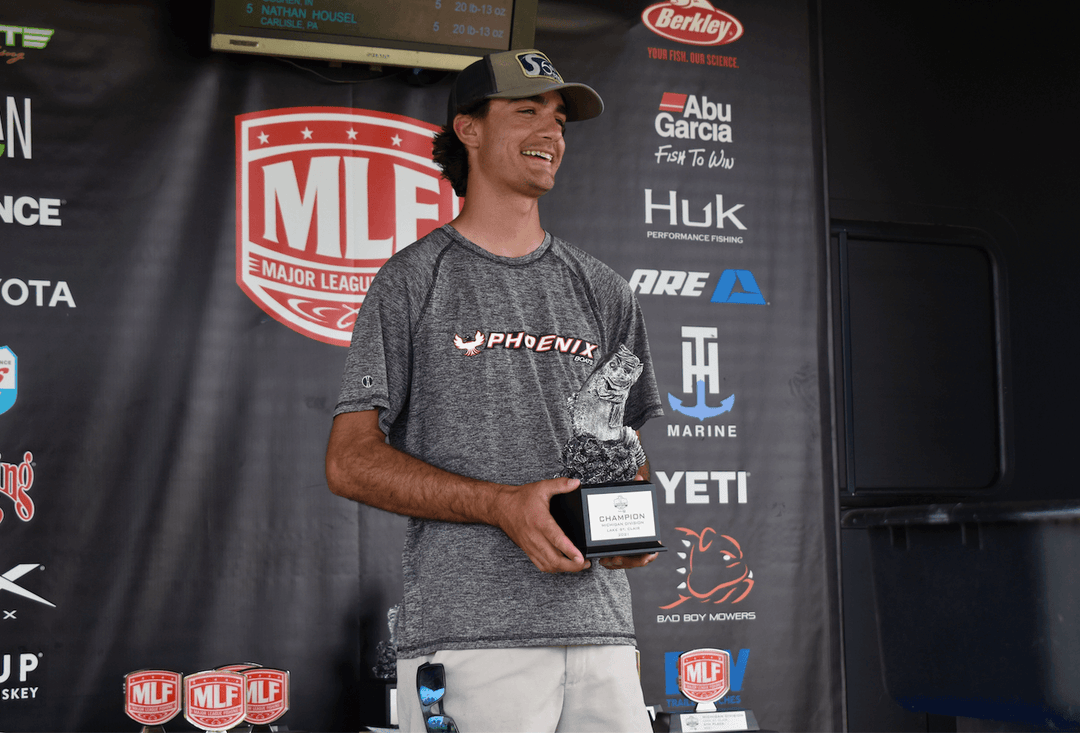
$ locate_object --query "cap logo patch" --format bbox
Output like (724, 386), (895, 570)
(516, 52), (563, 84)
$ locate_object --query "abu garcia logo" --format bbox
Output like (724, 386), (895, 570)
(642, 0), (743, 46)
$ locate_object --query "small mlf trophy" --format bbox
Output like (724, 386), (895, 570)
(669, 649), (760, 732)
(124, 670), (182, 732)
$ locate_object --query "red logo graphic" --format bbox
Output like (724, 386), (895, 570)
(659, 92), (688, 113)
(642, 0), (744, 46)
(244, 668), (290, 725)
(679, 648), (731, 703)
(184, 670), (247, 730)
(661, 527), (753, 608)
(125, 670), (181, 726)
(236, 107), (461, 346)
(0, 450), (35, 525)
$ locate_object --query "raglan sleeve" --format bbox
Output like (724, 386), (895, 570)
(333, 258), (415, 436)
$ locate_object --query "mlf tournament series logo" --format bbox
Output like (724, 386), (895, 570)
(235, 107), (460, 346)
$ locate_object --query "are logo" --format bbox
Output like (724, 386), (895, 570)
(642, 0), (743, 47)
(631, 269), (765, 305)
(662, 527), (753, 608)
(0, 347), (15, 414)
(236, 107), (460, 346)
(124, 670), (181, 726)
(184, 670), (246, 730)
(243, 668), (290, 725)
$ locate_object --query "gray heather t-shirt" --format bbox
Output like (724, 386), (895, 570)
(335, 225), (663, 658)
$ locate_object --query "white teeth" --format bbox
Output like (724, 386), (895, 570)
(523, 150), (552, 161)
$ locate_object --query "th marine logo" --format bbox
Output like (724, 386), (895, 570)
(641, 0), (743, 46)
(236, 107), (461, 346)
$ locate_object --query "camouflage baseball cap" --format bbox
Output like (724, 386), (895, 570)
(447, 49), (604, 125)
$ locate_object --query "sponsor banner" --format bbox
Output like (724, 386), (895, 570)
(0, 651), (43, 702)
(0, 347), (15, 414)
(641, 1), (744, 47)
(236, 107), (460, 346)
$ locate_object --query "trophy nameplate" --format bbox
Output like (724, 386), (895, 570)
(550, 480), (666, 558)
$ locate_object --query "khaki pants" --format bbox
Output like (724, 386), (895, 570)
(397, 645), (653, 733)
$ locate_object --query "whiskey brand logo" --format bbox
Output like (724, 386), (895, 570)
(516, 51), (562, 83)
(0, 564), (54, 608)
(243, 668), (290, 724)
(678, 648), (730, 703)
(0, 651), (42, 701)
(0, 347), (15, 414)
(662, 527), (753, 608)
(451, 330), (599, 360)
(236, 107), (460, 346)
(125, 670), (181, 726)
(641, 0), (743, 47)
(0, 451), (35, 525)
(184, 670), (247, 730)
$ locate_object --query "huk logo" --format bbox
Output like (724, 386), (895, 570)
(0, 564), (54, 609)
(236, 107), (460, 346)
(184, 670), (247, 730)
(661, 527), (754, 609)
(0, 451), (35, 525)
(516, 51), (563, 83)
(1, 97), (31, 159)
(125, 670), (181, 726)
(641, 0), (743, 47)
(669, 326), (734, 422)
(0, 346), (15, 414)
(645, 189), (746, 231)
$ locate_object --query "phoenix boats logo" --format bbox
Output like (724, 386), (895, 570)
(641, 0), (743, 46)
(236, 107), (460, 346)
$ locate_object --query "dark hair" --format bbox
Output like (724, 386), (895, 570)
(432, 98), (490, 198)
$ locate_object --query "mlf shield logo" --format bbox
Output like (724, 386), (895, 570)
(184, 670), (246, 730)
(243, 668), (290, 725)
(236, 107), (460, 346)
(0, 347), (16, 414)
(678, 648), (731, 703)
(124, 670), (181, 726)
(642, 0), (744, 46)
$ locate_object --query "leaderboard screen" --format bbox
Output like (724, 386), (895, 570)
(212, 0), (536, 69)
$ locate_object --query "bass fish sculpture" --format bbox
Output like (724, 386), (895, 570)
(562, 345), (647, 484)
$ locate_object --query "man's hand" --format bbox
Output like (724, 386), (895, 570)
(599, 552), (659, 570)
(492, 477), (591, 574)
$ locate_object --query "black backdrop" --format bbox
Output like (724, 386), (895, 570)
(0, 1), (841, 729)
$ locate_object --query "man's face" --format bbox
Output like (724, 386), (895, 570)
(470, 90), (567, 197)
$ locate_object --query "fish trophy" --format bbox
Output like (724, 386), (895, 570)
(550, 346), (665, 558)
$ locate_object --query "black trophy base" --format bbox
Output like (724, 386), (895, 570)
(550, 480), (666, 558)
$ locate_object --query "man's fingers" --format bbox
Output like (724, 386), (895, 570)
(599, 552), (658, 570)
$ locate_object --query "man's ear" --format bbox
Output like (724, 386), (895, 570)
(453, 113), (482, 149)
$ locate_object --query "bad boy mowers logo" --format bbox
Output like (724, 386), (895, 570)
(236, 107), (460, 346)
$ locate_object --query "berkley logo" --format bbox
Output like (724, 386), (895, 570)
(235, 107), (460, 346)
(641, 0), (744, 46)
(184, 670), (246, 730)
(243, 668), (290, 725)
(124, 670), (181, 726)
(679, 648), (731, 703)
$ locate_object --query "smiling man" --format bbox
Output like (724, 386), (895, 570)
(326, 49), (663, 732)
